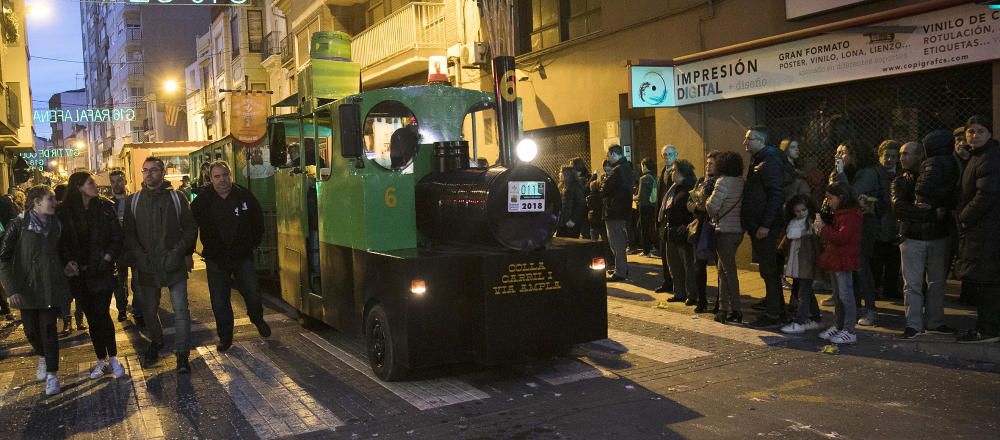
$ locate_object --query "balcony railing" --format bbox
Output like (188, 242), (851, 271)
(261, 31), (285, 61)
(352, 2), (448, 70)
(126, 28), (141, 41)
(279, 34), (293, 65)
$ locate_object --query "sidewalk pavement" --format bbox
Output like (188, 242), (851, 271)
(612, 253), (1000, 364)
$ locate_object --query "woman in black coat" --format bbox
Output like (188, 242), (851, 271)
(556, 166), (586, 238)
(58, 171), (126, 379)
(661, 160), (698, 304)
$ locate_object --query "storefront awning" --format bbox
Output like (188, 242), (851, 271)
(273, 93), (298, 108)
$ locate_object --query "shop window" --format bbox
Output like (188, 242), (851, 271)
(363, 100), (418, 173)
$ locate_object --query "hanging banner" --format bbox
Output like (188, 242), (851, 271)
(230, 93), (268, 145)
(659, 3), (1000, 107)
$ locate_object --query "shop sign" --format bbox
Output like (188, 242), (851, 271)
(19, 149), (83, 170)
(33, 108), (136, 123)
(229, 93), (268, 144)
(94, 1), (249, 5)
(629, 66), (676, 109)
(637, 3), (1000, 108)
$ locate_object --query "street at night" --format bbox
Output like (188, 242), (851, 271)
(1, 254), (997, 439)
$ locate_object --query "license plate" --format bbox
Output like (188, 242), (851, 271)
(508, 181), (545, 212)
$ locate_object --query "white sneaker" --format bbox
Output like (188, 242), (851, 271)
(781, 322), (807, 334)
(109, 357), (126, 379)
(819, 326), (840, 340)
(801, 320), (824, 331)
(829, 330), (857, 344)
(857, 311), (877, 327)
(90, 359), (110, 379)
(45, 375), (60, 396)
(35, 357), (47, 382)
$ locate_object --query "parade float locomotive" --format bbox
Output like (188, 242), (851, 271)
(269, 31), (607, 381)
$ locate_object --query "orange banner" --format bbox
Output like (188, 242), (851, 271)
(230, 93), (268, 144)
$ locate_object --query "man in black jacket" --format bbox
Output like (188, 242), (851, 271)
(741, 126), (786, 328)
(955, 116), (1000, 343)
(893, 141), (957, 339)
(655, 145), (676, 291)
(602, 145), (634, 282)
(191, 161), (270, 351)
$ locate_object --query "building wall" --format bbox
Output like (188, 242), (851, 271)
(510, 0), (944, 175)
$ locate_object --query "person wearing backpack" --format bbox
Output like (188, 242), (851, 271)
(122, 157), (198, 373)
(636, 158), (658, 256)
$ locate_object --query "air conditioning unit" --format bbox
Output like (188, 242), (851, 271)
(464, 42), (489, 66)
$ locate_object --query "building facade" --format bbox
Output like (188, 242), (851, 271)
(508, 0), (999, 179)
(80, 2), (210, 172)
(186, 3), (271, 142)
(0, 0), (36, 192)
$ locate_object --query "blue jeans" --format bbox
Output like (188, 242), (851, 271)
(205, 257), (265, 343)
(794, 278), (820, 324)
(832, 271), (856, 332)
(137, 280), (190, 355)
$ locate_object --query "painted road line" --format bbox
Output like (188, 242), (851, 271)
(607, 298), (794, 346)
(591, 329), (713, 365)
(533, 358), (605, 386)
(125, 356), (166, 440)
(198, 343), (343, 439)
(300, 332), (490, 410)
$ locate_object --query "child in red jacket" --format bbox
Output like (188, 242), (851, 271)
(814, 182), (863, 344)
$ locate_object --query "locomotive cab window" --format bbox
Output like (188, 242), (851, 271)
(363, 100), (418, 173)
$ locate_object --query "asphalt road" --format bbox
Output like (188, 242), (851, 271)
(0, 259), (997, 439)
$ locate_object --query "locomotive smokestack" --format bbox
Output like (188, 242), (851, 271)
(479, 0), (518, 167)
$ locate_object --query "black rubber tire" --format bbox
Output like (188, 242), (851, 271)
(365, 304), (407, 381)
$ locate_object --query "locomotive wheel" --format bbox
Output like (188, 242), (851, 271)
(365, 304), (407, 381)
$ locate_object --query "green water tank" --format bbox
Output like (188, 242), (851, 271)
(310, 31), (352, 61)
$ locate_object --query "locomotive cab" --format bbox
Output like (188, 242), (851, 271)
(273, 82), (607, 380)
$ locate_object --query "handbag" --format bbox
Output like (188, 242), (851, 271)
(686, 218), (701, 244)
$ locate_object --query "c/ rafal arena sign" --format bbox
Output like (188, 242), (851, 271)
(87, 1), (249, 5)
(34, 108), (136, 123)
(630, 3), (1000, 108)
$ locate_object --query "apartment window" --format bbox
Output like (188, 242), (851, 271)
(231, 15), (241, 59)
(129, 87), (144, 98)
(568, 0), (601, 40)
(531, 0), (560, 52)
(517, 0), (602, 54)
(251, 82), (267, 91)
(367, 0), (412, 26)
(247, 10), (264, 53)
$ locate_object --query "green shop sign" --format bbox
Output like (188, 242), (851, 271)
(90, 1), (248, 4)
(34, 108), (136, 123)
(20, 149), (84, 171)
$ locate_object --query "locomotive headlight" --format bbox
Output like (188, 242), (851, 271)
(410, 279), (427, 296)
(516, 138), (538, 162)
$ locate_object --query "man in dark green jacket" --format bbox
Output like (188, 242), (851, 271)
(123, 157), (198, 373)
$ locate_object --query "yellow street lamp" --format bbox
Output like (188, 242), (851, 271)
(49, 160), (57, 168)
(74, 140), (86, 149)
(163, 80), (180, 94)
(26, 2), (52, 21)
